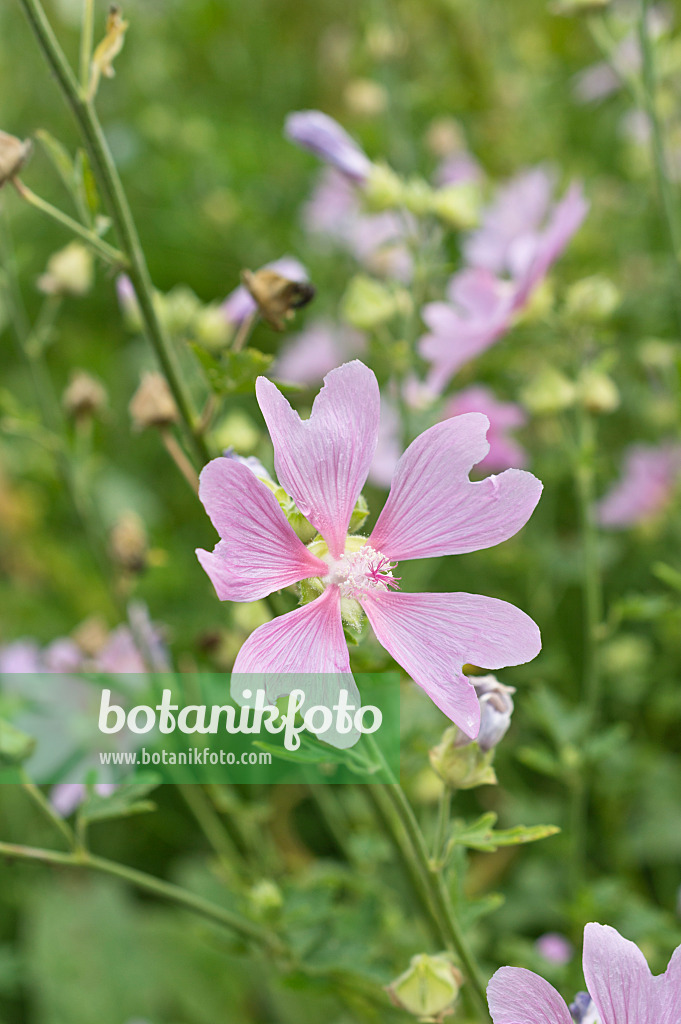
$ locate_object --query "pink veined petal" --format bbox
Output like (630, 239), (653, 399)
(232, 586), (349, 675)
(582, 923), (659, 1024)
(256, 361), (380, 558)
(487, 966), (573, 1024)
(360, 591), (541, 738)
(196, 458), (327, 602)
(369, 414), (543, 561)
(658, 943), (681, 1024)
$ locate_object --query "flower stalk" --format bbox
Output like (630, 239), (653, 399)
(17, 0), (210, 467)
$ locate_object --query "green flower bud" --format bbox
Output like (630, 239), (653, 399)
(578, 369), (620, 414)
(386, 953), (463, 1022)
(364, 162), (405, 210)
(37, 242), (94, 297)
(429, 728), (497, 790)
(248, 879), (283, 916)
(401, 177), (435, 217)
(565, 275), (620, 323)
(521, 367), (577, 415)
(341, 274), (397, 330)
(430, 183), (481, 230)
(194, 303), (232, 350)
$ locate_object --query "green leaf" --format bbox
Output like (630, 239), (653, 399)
(76, 779), (159, 824)
(191, 344), (273, 394)
(0, 717), (36, 766)
(35, 129), (74, 195)
(74, 148), (100, 220)
(448, 812), (560, 853)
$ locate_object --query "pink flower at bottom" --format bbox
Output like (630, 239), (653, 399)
(445, 386), (527, 473)
(50, 782), (117, 817)
(196, 360), (542, 739)
(488, 923), (681, 1024)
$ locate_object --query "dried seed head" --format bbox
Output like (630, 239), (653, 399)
(241, 268), (315, 331)
(91, 5), (129, 91)
(37, 242), (94, 297)
(0, 130), (32, 187)
(62, 370), (107, 421)
(110, 511), (148, 573)
(129, 371), (179, 430)
(72, 615), (110, 657)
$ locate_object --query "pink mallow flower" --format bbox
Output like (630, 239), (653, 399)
(196, 360), (542, 739)
(284, 110), (373, 184)
(274, 319), (365, 387)
(536, 932), (574, 966)
(595, 442), (681, 529)
(488, 923), (681, 1024)
(445, 387), (527, 473)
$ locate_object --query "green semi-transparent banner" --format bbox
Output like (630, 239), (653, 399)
(0, 671), (400, 785)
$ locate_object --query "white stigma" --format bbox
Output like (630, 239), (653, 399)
(323, 545), (400, 599)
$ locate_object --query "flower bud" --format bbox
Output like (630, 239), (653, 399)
(284, 110), (372, 183)
(430, 183), (481, 230)
(72, 616), (110, 657)
(109, 511), (148, 573)
(425, 117), (466, 158)
(578, 370), (620, 414)
(0, 130), (32, 187)
(429, 729), (498, 789)
(90, 4), (129, 96)
(248, 879), (283, 916)
(470, 675), (516, 752)
(38, 242), (94, 297)
(116, 275), (143, 331)
(565, 275), (620, 323)
(386, 953), (463, 1022)
(521, 367), (577, 415)
(341, 274), (397, 329)
(344, 78), (388, 118)
(62, 370), (107, 422)
(194, 303), (232, 350)
(129, 371), (179, 430)
(364, 162), (405, 210)
(241, 268), (316, 331)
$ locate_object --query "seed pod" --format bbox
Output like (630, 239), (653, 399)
(0, 130), (32, 187)
(110, 511), (148, 573)
(241, 268), (315, 331)
(386, 953), (463, 1022)
(62, 370), (107, 422)
(129, 371), (179, 430)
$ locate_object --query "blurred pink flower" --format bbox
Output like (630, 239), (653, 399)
(435, 150), (483, 187)
(50, 782), (117, 817)
(221, 256), (309, 326)
(596, 442), (681, 529)
(419, 268), (515, 393)
(488, 923), (681, 1024)
(284, 109), (373, 183)
(445, 387), (527, 472)
(303, 168), (413, 281)
(573, 7), (669, 104)
(274, 320), (365, 386)
(196, 360), (542, 738)
(536, 932), (574, 965)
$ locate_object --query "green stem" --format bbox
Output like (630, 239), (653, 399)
(17, 0), (210, 466)
(20, 778), (77, 852)
(637, 0), (681, 328)
(0, 840), (284, 954)
(178, 784), (245, 879)
(432, 786), (452, 866)
(575, 405), (602, 723)
(12, 178), (127, 266)
(79, 0), (94, 90)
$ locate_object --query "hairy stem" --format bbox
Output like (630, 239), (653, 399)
(18, 0), (210, 466)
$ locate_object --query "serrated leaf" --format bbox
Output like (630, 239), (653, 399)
(448, 812), (559, 852)
(191, 344), (273, 395)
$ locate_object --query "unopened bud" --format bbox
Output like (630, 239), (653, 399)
(0, 130), (32, 187)
(578, 370), (620, 414)
(425, 117), (466, 158)
(565, 275), (620, 323)
(38, 242), (94, 297)
(62, 370), (107, 421)
(194, 303), (232, 350)
(364, 162), (405, 210)
(430, 183), (481, 230)
(344, 78), (388, 118)
(341, 274), (396, 329)
(129, 371), (179, 430)
(429, 728), (497, 789)
(470, 675), (515, 752)
(241, 268), (315, 331)
(72, 616), (110, 657)
(387, 953), (463, 1022)
(248, 879), (283, 916)
(521, 367), (576, 415)
(110, 511), (147, 573)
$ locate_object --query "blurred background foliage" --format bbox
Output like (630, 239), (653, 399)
(1, 0), (681, 1022)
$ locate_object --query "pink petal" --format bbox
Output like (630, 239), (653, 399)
(369, 414), (542, 561)
(659, 943), (681, 1024)
(582, 923), (658, 1024)
(196, 457), (327, 601)
(360, 591), (541, 737)
(487, 966), (573, 1024)
(256, 361), (380, 558)
(232, 586), (349, 674)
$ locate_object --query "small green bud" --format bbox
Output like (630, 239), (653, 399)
(248, 879), (283, 916)
(429, 728), (497, 790)
(565, 275), (620, 323)
(158, 285), (201, 335)
(38, 242), (94, 297)
(194, 303), (232, 350)
(209, 411), (259, 454)
(401, 177), (435, 217)
(578, 369), (620, 414)
(341, 274), (397, 330)
(386, 953), (463, 1022)
(430, 183), (481, 230)
(521, 367), (577, 415)
(364, 162), (405, 210)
